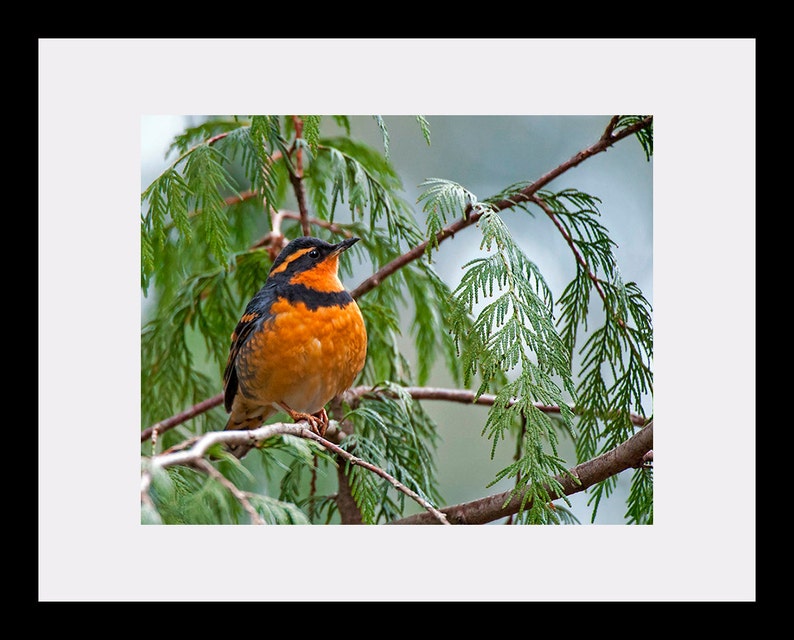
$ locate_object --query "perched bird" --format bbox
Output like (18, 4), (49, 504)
(222, 236), (367, 457)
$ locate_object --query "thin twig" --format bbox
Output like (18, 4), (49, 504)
(300, 430), (450, 525)
(143, 421), (449, 524)
(165, 196), (351, 241)
(252, 210), (353, 243)
(281, 211), (353, 237)
(192, 459), (266, 525)
(529, 192), (652, 381)
(529, 194), (613, 315)
(141, 394), (223, 443)
(341, 385), (649, 428)
(168, 130), (232, 169)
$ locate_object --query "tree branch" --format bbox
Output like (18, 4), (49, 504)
(602, 115), (621, 139)
(289, 116), (312, 236)
(529, 194), (613, 314)
(142, 420), (449, 525)
(341, 385), (649, 428)
(335, 465), (364, 525)
(168, 130), (232, 169)
(351, 116), (652, 300)
(389, 420), (653, 525)
(140, 393), (223, 446)
(141, 385), (650, 444)
(328, 398), (364, 524)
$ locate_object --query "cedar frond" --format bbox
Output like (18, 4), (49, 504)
(530, 186), (653, 523)
(615, 115), (653, 161)
(301, 115), (322, 152)
(343, 383), (442, 524)
(415, 116), (431, 146)
(372, 115), (390, 158)
(448, 205), (577, 521)
(417, 178), (480, 252)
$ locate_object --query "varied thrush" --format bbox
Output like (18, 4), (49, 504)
(223, 236), (367, 455)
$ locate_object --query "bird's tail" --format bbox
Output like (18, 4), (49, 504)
(224, 406), (276, 458)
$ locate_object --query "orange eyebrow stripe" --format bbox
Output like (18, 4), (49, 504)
(269, 247), (314, 275)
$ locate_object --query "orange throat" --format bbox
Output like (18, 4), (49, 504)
(288, 255), (344, 292)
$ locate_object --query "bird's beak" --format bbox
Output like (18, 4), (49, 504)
(329, 236), (360, 257)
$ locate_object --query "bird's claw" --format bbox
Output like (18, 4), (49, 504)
(308, 408), (329, 437)
(281, 404), (329, 438)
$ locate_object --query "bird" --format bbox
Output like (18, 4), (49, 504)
(222, 235), (367, 457)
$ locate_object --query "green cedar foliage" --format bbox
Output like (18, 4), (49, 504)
(141, 115), (653, 525)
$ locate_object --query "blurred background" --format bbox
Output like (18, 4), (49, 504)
(141, 115), (653, 524)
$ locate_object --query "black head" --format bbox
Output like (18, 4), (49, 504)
(268, 236), (359, 280)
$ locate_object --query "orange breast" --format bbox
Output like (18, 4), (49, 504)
(236, 297), (367, 415)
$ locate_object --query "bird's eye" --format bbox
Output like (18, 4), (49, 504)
(308, 249), (320, 259)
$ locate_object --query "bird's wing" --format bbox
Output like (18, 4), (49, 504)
(223, 286), (275, 413)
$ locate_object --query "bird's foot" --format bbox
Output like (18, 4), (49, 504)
(280, 404), (329, 437)
(312, 408), (329, 437)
